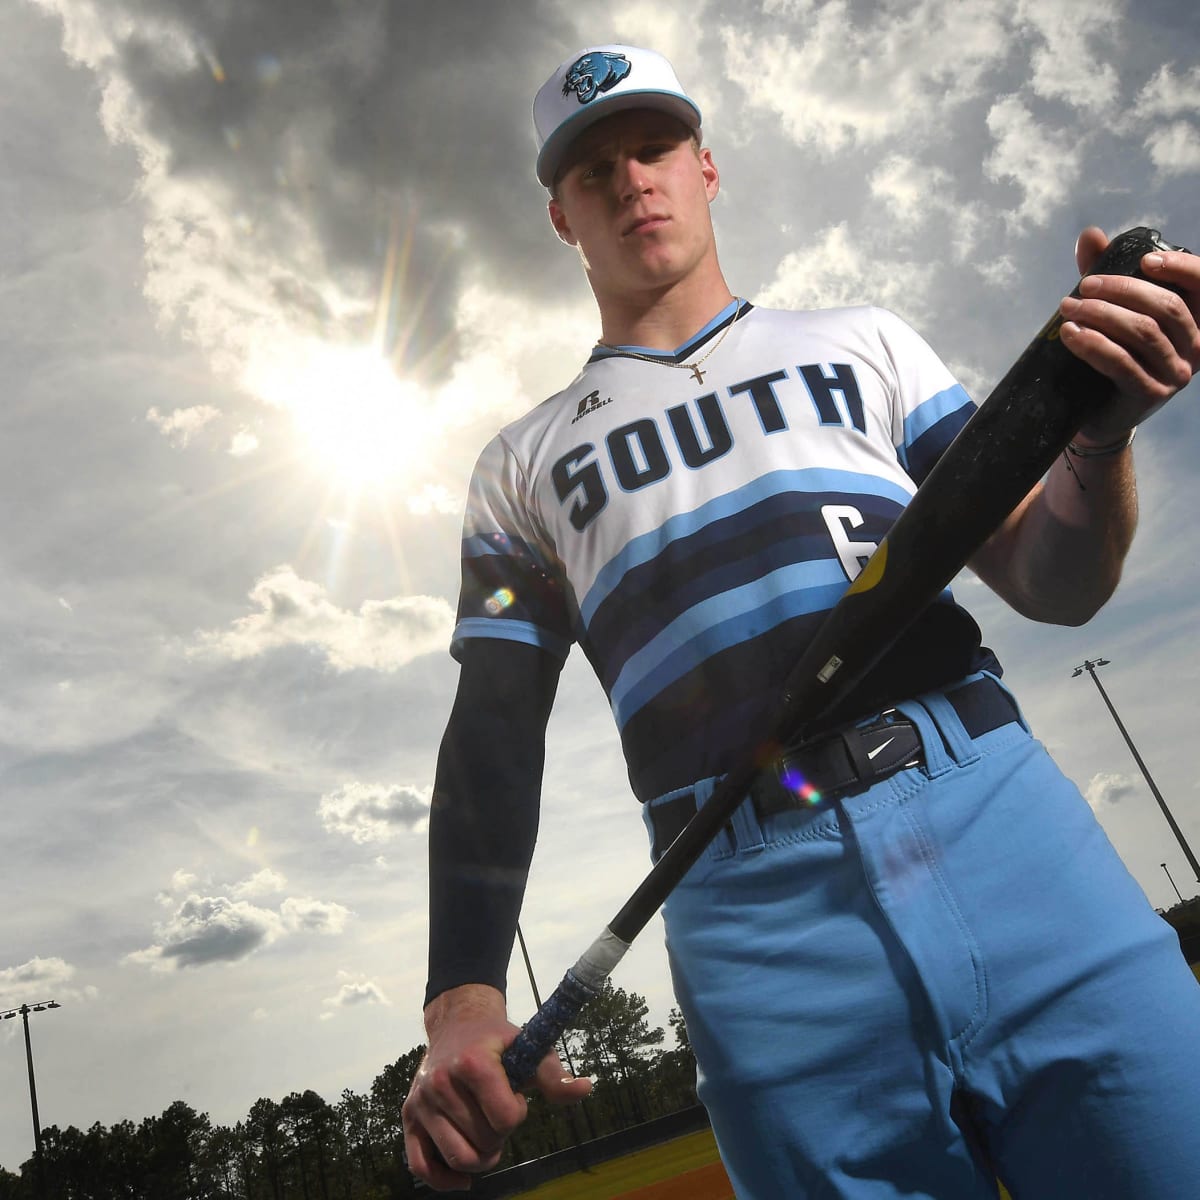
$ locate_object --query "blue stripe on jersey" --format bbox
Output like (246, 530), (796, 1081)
(462, 531), (542, 562)
(898, 385), (973, 477)
(456, 531), (574, 651)
(583, 488), (905, 697)
(580, 467), (916, 625)
(451, 617), (571, 662)
(617, 588), (979, 801)
(608, 558), (849, 728)
(901, 383), (973, 447)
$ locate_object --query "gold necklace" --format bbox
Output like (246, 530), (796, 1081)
(596, 299), (743, 385)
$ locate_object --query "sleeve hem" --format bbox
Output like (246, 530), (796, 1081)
(451, 619), (571, 663)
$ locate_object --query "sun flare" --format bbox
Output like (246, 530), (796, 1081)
(245, 340), (434, 491)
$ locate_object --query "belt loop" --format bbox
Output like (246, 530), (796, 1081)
(921, 672), (1020, 767)
(644, 779), (739, 864)
(728, 795), (765, 854)
(696, 776), (762, 855)
(920, 688), (982, 766)
(894, 697), (956, 778)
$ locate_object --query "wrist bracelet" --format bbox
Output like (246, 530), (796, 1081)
(1066, 427), (1137, 458)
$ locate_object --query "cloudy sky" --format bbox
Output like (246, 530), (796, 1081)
(2, 0), (1198, 1172)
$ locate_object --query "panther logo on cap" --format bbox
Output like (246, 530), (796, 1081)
(562, 51), (631, 105)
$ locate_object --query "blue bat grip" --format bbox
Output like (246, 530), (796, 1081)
(502, 968), (598, 1089)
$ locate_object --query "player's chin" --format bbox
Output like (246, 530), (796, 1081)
(624, 254), (696, 290)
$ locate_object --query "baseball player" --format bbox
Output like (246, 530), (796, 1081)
(403, 44), (1200, 1198)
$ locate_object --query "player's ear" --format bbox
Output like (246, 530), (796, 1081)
(699, 147), (719, 202)
(548, 197), (578, 247)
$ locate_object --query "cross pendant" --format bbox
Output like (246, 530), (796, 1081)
(689, 364), (705, 384)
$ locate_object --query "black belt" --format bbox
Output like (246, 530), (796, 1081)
(648, 678), (1020, 861)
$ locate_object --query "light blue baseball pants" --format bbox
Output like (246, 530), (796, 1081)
(645, 676), (1200, 1198)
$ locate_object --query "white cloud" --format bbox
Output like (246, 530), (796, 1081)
(230, 868), (287, 899)
(28, 0), (131, 74)
(1146, 122), (1200, 179)
(721, 0), (1126, 158)
(320, 972), (390, 1020)
(721, 1), (1010, 153)
(1085, 771), (1137, 811)
(444, 278), (598, 428)
(867, 156), (986, 264)
(0, 957), (96, 1007)
(318, 781), (431, 844)
(280, 897), (350, 935)
(984, 95), (1082, 227)
(761, 0), (816, 14)
(1135, 64), (1200, 120)
(146, 404), (221, 446)
(228, 429), (259, 457)
(192, 566), (453, 672)
(974, 255), (1019, 288)
(869, 157), (953, 228)
(1014, 0), (1121, 113)
(758, 222), (936, 319)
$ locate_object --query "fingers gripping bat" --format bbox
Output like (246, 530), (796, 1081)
(500, 227), (1189, 1089)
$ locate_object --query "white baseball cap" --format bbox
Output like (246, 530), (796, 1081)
(533, 45), (702, 188)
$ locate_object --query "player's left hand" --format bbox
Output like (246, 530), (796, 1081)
(1058, 225), (1200, 445)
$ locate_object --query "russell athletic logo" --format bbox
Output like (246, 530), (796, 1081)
(562, 52), (631, 105)
(571, 389), (613, 423)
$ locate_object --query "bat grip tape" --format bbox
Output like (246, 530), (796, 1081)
(501, 969), (597, 1088)
(501, 928), (628, 1088)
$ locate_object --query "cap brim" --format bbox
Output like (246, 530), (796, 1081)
(536, 91), (702, 187)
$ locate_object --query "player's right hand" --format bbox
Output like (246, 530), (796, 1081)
(402, 985), (592, 1191)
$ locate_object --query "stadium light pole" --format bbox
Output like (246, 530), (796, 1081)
(1073, 658), (1200, 886)
(1, 999), (61, 1199)
(1162, 863), (1185, 906)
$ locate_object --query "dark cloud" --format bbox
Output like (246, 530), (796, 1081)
(96, 0), (582, 376)
(318, 780), (430, 843)
(127, 890), (349, 969)
(1085, 772), (1138, 810)
(144, 894), (282, 967)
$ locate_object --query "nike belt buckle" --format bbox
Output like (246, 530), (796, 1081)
(846, 711), (923, 780)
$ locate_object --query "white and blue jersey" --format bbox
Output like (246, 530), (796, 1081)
(452, 300), (999, 802)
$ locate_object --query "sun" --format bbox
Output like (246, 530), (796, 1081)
(245, 339), (434, 492)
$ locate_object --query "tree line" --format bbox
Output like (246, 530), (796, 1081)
(0, 982), (698, 1200)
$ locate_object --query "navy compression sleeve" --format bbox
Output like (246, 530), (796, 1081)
(424, 639), (562, 1009)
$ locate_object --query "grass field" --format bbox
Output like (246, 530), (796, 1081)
(512, 1129), (731, 1199)
(506, 1127), (1016, 1199)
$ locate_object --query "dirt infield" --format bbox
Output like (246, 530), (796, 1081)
(609, 1160), (1013, 1200)
(613, 1160), (733, 1200)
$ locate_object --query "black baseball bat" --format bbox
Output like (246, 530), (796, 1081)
(500, 226), (1189, 1088)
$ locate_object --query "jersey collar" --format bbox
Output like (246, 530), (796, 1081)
(587, 297), (753, 367)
